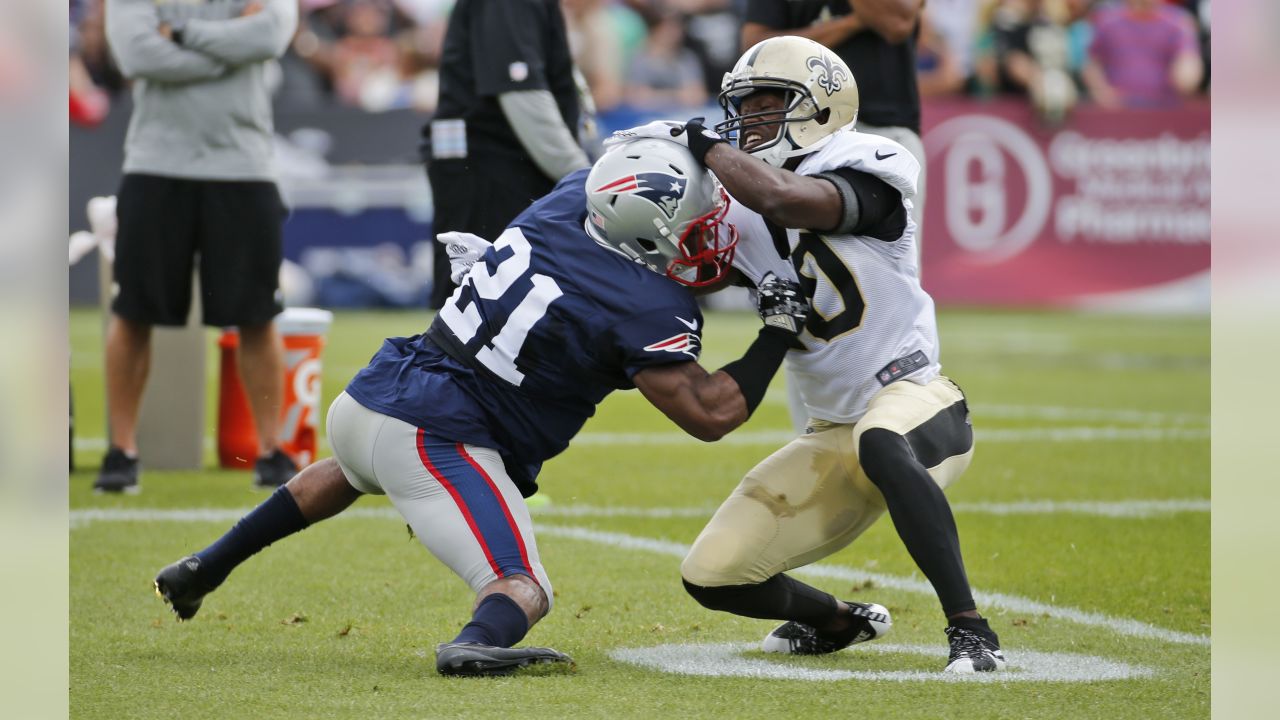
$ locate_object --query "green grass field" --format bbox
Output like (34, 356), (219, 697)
(69, 307), (1210, 719)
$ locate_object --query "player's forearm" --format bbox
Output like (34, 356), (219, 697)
(182, 1), (298, 65)
(716, 327), (794, 419)
(689, 373), (752, 442)
(847, 0), (922, 44)
(702, 144), (842, 231)
(638, 363), (749, 442)
(742, 17), (864, 51)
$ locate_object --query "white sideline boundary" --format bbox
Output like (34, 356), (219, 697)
(69, 507), (1209, 647)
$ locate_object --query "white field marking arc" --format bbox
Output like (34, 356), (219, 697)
(69, 509), (1209, 646)
(537, 525), (1210, 647)
(69, 425), (1209, 454)
(609, 642), (1157, 683)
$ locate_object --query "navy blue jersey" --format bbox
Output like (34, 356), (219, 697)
(345, 169), (703, 495)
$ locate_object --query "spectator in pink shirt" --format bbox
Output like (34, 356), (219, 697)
(1082, 0), (1203, 108)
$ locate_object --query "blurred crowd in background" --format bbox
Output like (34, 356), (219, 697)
(71, 0), (1211, 124)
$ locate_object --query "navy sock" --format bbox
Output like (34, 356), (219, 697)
(195, 486), (309, 587)
(452, 593), (530, 648)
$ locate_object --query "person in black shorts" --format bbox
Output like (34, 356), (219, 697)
(99, 0), (301, 492)
(423, 0), (591, 309)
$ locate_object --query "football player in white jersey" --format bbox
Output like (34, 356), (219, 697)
(613, 35), (1004, 673)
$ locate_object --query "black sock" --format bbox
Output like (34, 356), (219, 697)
(194, 486), (309, 587)
(683, 574), (841, 628)
(452, 593), (530, 648)
(949, 615), (998, 641)
(860, 428), (976, 616)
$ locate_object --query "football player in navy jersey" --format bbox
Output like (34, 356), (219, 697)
(151, 139), (809, 677)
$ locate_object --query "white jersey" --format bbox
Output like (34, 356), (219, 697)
(727, 130), (941, 423)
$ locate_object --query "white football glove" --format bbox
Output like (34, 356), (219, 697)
(435, 231), (492, 285)
(603, 120), (690, 150)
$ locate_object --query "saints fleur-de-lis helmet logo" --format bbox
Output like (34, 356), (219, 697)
(806, 53), (849, 97)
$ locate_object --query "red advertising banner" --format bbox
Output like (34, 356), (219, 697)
(919, 99), (1209, 308)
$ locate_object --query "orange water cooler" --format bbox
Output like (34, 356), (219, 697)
(218, 308), (334, 469)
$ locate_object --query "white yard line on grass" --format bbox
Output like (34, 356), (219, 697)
(69, 508), (1209, 646)
(532, 499), (1210, 519)
(71, 414), (1209, 454)
(970, 404), (1208, 426)
(564, 426), (1208, 446)
(68, 499), (1210, 528)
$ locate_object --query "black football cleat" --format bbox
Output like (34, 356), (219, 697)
(943, 625), (1007, 673)
(435, 642), (574, 677)
(253, 448), (298, 489)
(761, 601), (892, 655)
(154, 555), (218, 621)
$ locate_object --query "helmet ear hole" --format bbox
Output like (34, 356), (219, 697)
(816, 107), (832, 125)
(636, 237), (657, 252)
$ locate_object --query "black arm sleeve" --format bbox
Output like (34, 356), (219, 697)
(814, 168), (908, 241)
(717, 327), (793, 416)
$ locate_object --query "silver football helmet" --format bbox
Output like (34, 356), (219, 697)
(584, 138), (738, 287)
(716, 35), (860, 167)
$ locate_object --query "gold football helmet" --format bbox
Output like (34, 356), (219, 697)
(716, 36), (860, 167)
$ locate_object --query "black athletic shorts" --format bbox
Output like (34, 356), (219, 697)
(111, 173), (286, 327)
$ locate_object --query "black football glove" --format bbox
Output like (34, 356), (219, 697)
(756, 273), (809, 338)
(682, 117), (728, 165)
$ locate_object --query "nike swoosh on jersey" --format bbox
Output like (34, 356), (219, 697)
(875, 150), (897, 161)
(674, 316), (699, 331)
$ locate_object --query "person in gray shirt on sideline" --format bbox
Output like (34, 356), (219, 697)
(98, 0), (299, 493)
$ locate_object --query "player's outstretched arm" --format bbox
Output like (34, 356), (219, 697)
(683, 121), (907, 238)
(681, 120), (844, 232)
(633, 276), (808, 442)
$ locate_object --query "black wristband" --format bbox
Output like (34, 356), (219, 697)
(717, 327), (793, 416)
(685, 119), (727, 165)
(171, 24), (186, 46)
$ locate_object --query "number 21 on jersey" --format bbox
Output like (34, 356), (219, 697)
(438, 227), (564, 386)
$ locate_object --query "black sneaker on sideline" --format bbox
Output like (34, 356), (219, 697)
(154, 555), (218, 621)
(94, 447), (140, 494)
(253, 448), (298, 489)
(943, 625), (1007, 673)
(761, 601), (892, 655)
(435, 642), (575, 677)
